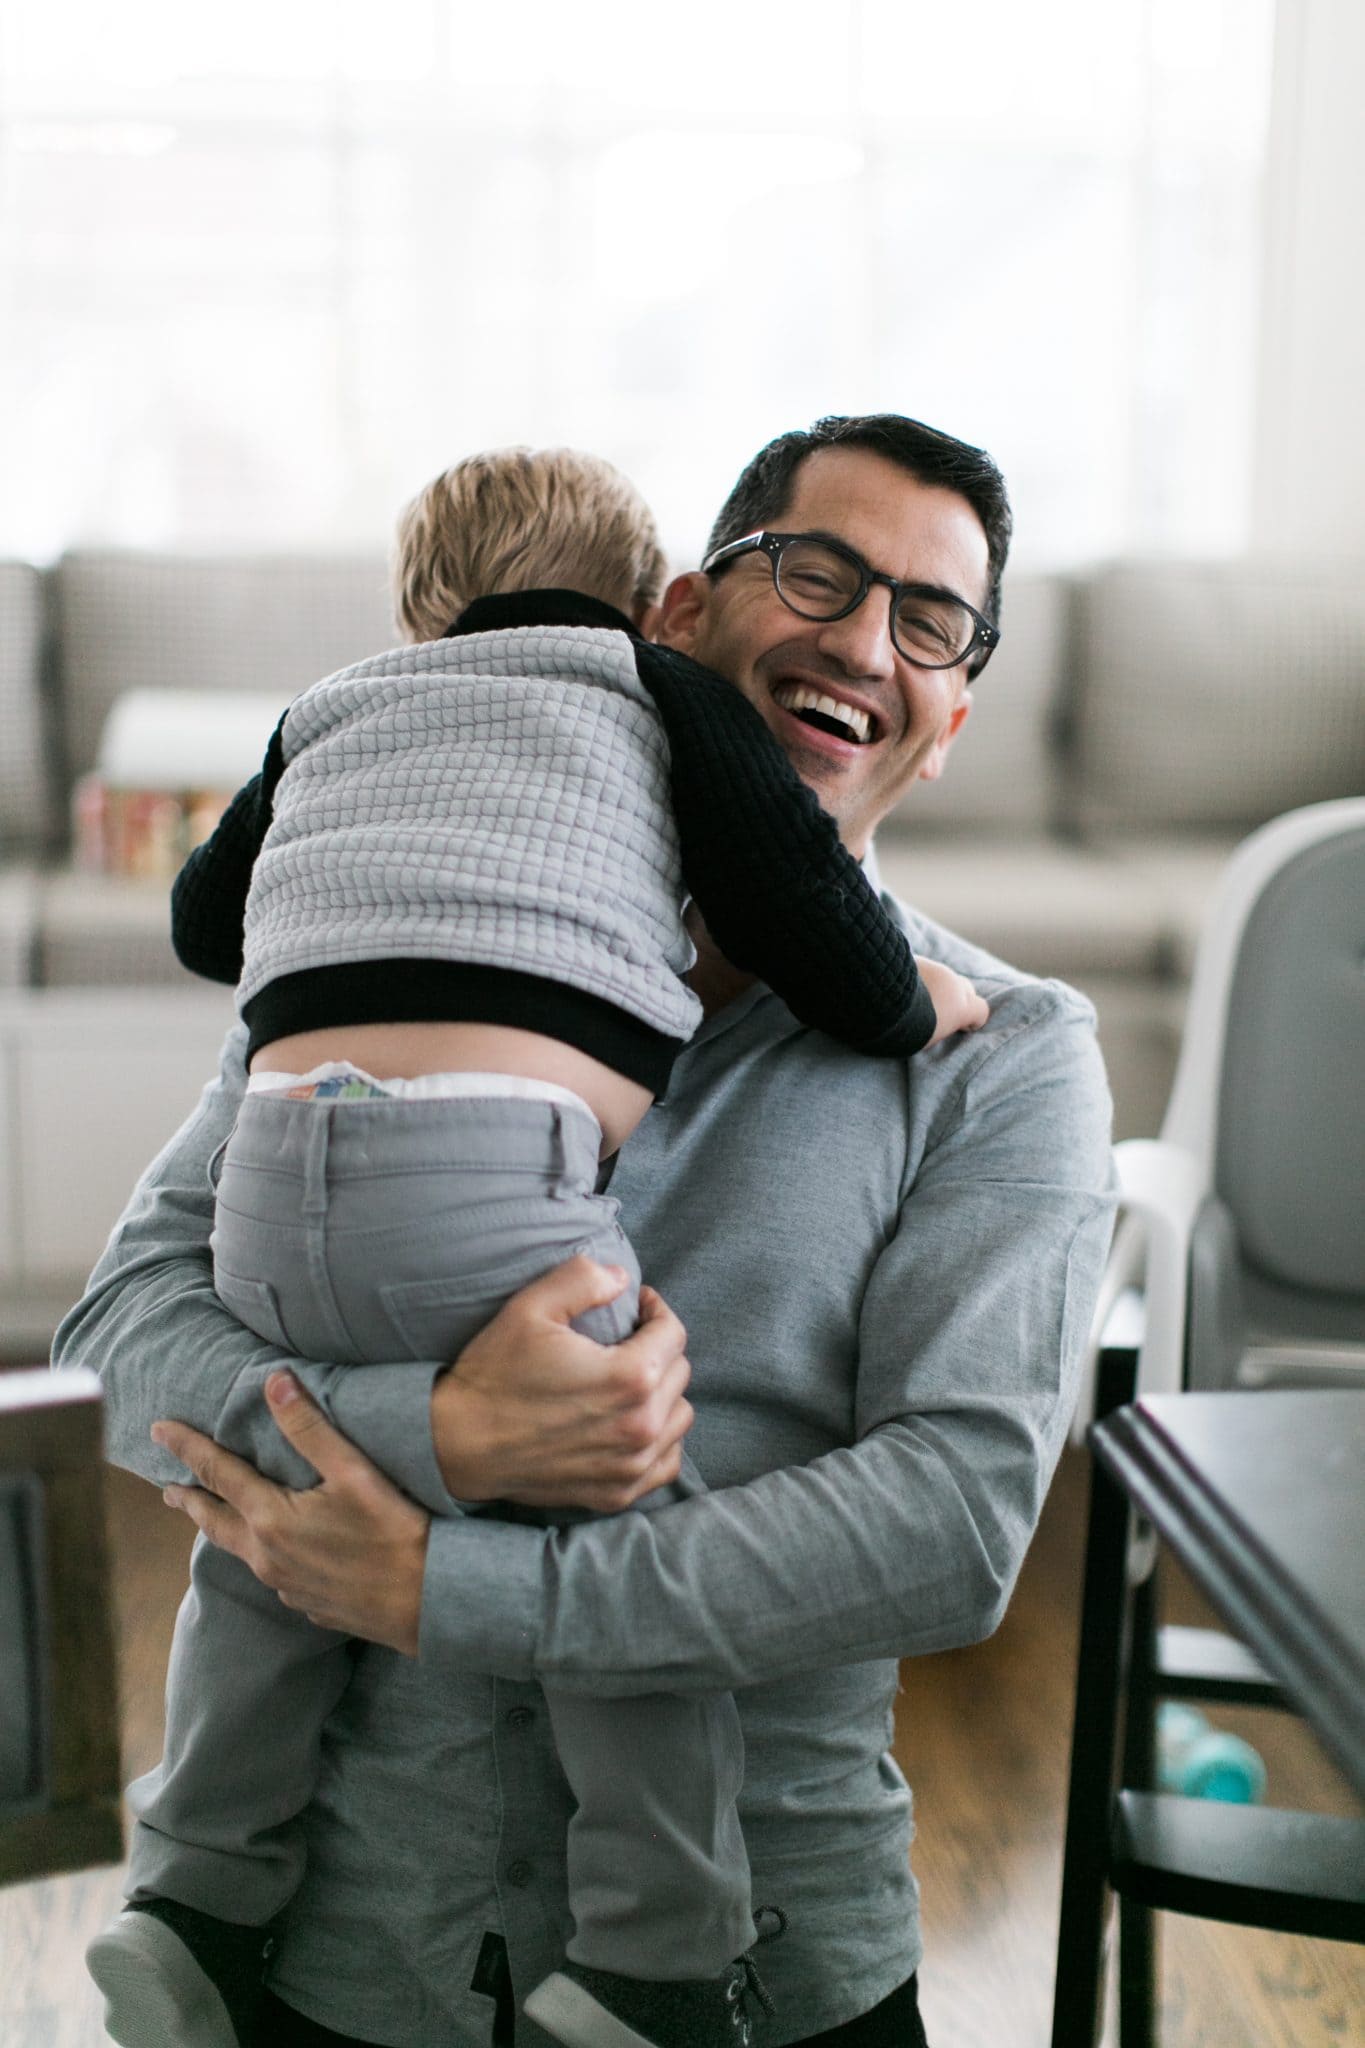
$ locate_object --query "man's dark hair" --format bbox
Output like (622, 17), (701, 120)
(705, 414), (1012, 671)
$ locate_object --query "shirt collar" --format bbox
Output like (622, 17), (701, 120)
(444, 589), (638, 639)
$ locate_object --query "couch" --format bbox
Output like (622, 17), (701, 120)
(2, 550), (1363, 1355)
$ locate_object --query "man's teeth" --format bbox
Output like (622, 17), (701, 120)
(773, 683), (873, 744)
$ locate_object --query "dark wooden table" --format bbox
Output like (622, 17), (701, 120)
(1091, 1389), (1365, 1801)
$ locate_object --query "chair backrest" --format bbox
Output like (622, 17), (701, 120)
(1163, 799), (1365, 1384)
(1161, 800), (1365, 1172)
(1216, 821), (1365, 1302)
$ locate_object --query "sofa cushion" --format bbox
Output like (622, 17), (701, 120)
(1068, 561), (1365, 835)
(1103, 837), (1243, 981)
(0, 867), (39, 989)
(881, 573), (1069, 838)
(874, 838), (1171, 983)
(0, 563), (52, 855)
(53, 551), (396, 792)
(36, 872), (191, 988)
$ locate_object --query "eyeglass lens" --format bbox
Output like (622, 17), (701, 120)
(773, 537), (975, 666)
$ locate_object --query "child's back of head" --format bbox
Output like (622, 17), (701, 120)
(393, 447), (667, 644)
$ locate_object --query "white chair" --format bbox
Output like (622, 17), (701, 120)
(1074, 794), (1365, 1435)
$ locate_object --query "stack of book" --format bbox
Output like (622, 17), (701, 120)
(72, 689), (290, 883)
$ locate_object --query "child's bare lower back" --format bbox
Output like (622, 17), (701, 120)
(250, 1021), (652, 1155)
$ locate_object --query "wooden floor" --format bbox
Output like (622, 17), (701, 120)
(2, 1449), (1361, 2047)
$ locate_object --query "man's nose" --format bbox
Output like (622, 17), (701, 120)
(812, 592), (898, 679)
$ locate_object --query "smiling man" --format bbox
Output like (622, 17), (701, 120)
(56, 415), (1115, 2048)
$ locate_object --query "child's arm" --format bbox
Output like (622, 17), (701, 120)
(633, 644), (985, 1055)
(171, 712), (288, 983)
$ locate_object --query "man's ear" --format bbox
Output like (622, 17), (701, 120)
(651, 571), (710, 653)
(916, 690), (972, 784)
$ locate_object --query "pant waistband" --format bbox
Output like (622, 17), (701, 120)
(246, 1062), (595, 1118)
(227, 1088), (605, 1183)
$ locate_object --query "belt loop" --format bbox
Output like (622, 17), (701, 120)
(300, 1103), (331, 1216)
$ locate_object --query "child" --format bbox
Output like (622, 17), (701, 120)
(88, 448), (986, 2048)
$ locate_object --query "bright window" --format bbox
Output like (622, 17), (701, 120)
(0, 0), (1276, 565)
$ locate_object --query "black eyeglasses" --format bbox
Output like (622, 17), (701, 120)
(701, 530), (999, 674)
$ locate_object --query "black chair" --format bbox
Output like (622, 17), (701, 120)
(1052, 801), (1365, 2045)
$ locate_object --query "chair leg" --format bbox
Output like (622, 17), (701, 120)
(1051, 1348), (1139, 2048)
(1118, 1565), (1159, 2048)
(1118, 1897), (1157, 2048)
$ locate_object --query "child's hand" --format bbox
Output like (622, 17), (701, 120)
(916, 956), (990, 1046)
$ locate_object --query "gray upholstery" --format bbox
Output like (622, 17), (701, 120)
(53, 551), (397, 789)
(1070, 561), (1365, 835)
(0, 868), (39, 990)
(1216, 823), (1365, 1299)
(35, 872), (189, 989)
(1182, 817), (1365, 1392)
(0, 563), (52, 855)
(1102, 839), (1245, 980)
(1186, 1196), (1249, 1390)
(874, 839), (1207, 984)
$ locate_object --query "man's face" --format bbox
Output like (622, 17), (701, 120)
(656, 447), (991, 857)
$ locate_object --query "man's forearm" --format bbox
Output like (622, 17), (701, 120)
(422, 1414), (1028, 1692)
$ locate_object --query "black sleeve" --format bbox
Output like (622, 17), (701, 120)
(633, 643), (937, 1057)
(170, 713), (289, 985)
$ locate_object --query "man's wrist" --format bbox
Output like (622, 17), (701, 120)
(431, 1367), (497, 1504)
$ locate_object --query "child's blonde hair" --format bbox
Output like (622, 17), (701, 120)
(392, 446), (668, 644)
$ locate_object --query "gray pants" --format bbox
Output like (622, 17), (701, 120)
(127, 1092), (753, 1979)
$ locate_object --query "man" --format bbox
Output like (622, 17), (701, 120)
(55, 414), (1116, 2048)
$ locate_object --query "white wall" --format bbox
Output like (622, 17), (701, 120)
(1253, 0), (1365, 554)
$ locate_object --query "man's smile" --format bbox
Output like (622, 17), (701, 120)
(769, 675), (887, 752)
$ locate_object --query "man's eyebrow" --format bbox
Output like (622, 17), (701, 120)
(796, 528), (974, 609)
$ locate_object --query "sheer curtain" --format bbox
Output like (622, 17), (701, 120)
(0, 0), (1275, 565)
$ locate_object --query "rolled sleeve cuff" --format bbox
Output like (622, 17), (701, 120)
(419, 1513), (545, 1673)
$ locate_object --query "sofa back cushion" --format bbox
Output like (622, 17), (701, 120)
(878, 573), (1069, 840)
(0, 563), (52, 854)
(1069, 560), (1365, 836)
(52, 552), (397, 794)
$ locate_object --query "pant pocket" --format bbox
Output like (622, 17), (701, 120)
(213, 1270), (297, 1354)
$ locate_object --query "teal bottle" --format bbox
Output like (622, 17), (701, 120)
(1156, 1702), (1267, 1803)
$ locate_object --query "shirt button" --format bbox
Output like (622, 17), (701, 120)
(506, 1860), (535, 1888)
(505, 1706), (535, 1730)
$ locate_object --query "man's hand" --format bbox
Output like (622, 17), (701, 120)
(915, 955), (990, 1045)
(432, 1258), (694, 1512)
(154, 1373), (430, 1656)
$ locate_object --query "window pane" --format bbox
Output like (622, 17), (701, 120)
(0, 0), (1276, 562)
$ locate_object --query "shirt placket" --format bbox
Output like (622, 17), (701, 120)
(489, 1674), (576, 2045)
